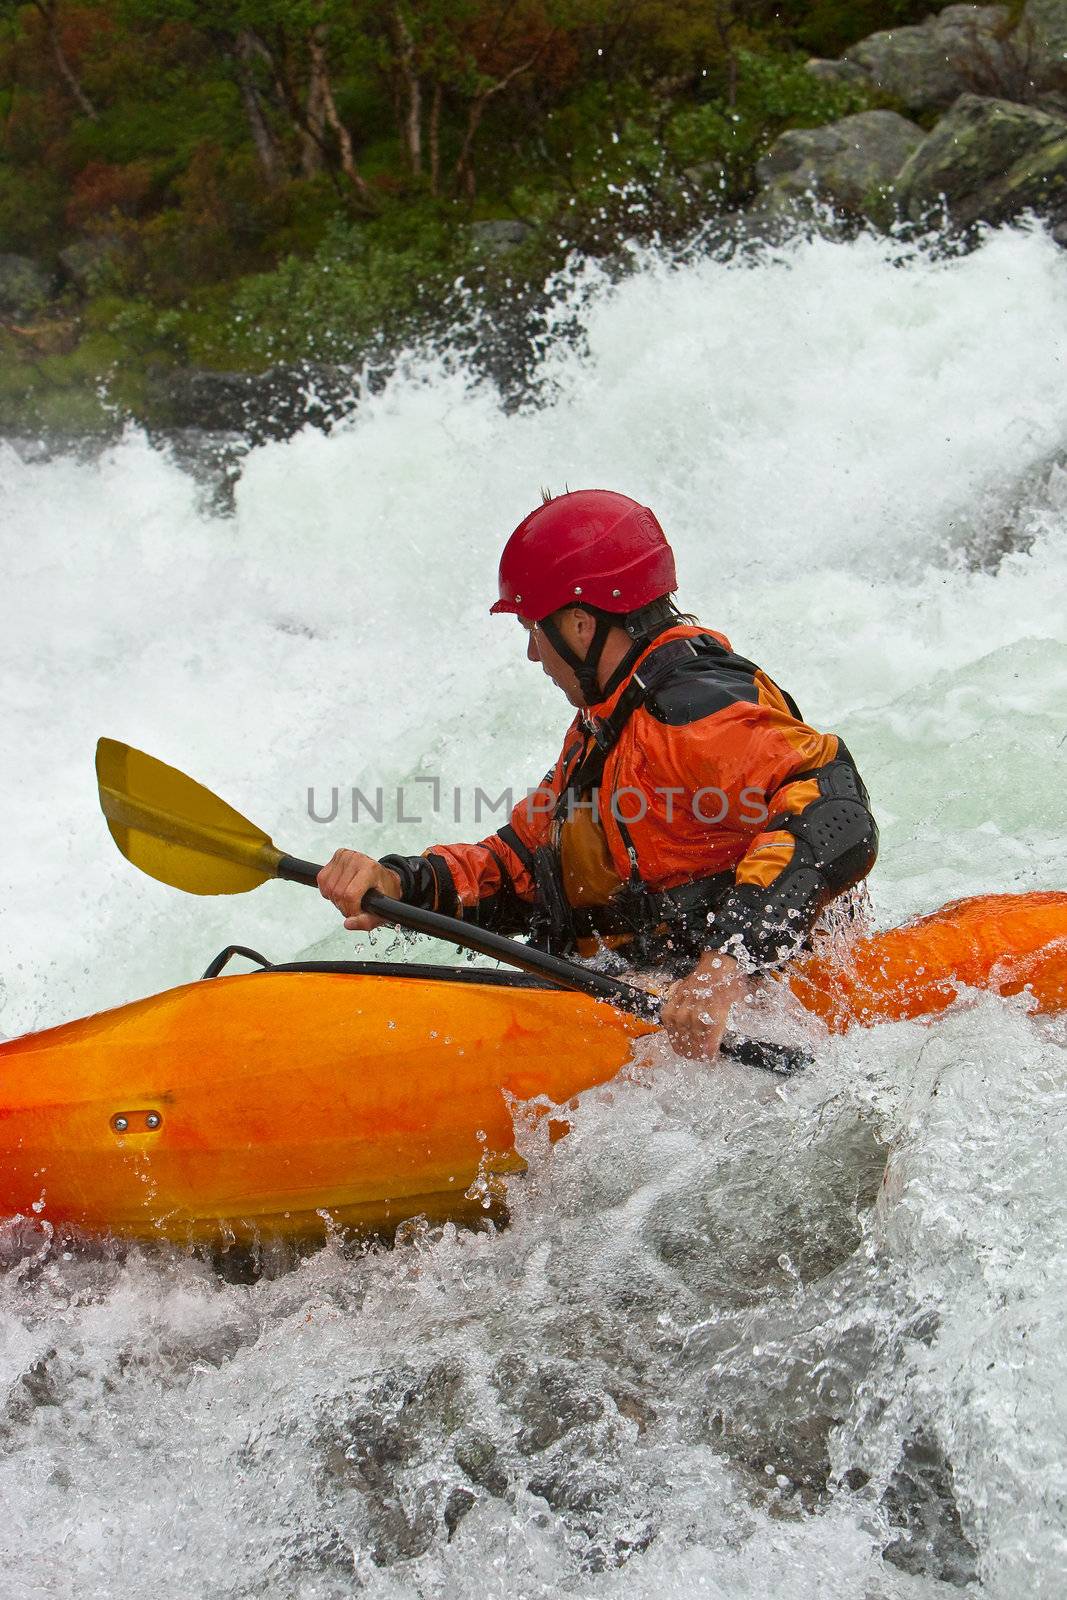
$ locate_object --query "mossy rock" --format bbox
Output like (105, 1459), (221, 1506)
(756, 110), (925, 220)
(844, 6), (1013, 113)
(896, 92), (1067, 227)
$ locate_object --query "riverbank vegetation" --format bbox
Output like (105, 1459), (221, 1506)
(1, 1), (960, 430)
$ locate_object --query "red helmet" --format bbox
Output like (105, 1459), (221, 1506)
(491, 489), (677, 621)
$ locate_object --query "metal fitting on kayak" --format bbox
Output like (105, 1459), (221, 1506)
(110, 1110), (163, 1135)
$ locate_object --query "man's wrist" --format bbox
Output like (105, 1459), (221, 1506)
(377, 852), (457, 914)
(377, 853), (424, 905)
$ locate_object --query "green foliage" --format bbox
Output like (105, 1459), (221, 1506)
(734, 48), (873, 128)
(539, 47), (876, 253)
(667, 50), (873, 177)
(0, 0), (970, 430)
(71, 78), (245, 166)
(223, 208), (465, 364)
(0, 161), (65, 254)
(755, 1), (962, 58)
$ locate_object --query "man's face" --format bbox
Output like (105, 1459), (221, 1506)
(521, 610), (590, 708)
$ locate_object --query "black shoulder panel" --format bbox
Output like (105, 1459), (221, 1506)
(644, 654), (761, 726)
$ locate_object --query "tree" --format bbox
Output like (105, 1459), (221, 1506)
(118, 0), (377, 203)
(12, 0), (99, 118)
(232, 26), (284, 185)
(375, 0), (560, 198)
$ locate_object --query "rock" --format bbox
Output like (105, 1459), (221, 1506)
(803, 57), (870, 88)
(0, 254), (55, 318)
(144, 361), (360, 439)
(1022, 0), (1067, 94)
(467, 219), (532, 254)
(1025, 0), (1067, 62)
(697, 202), (849, 258)
(443, 1486), (476, 1537)
(896, 93), (1067, 228)
(681, 160), (728, 195)
(755, 111), (925, 217)
(843, 5), (1012, 112)
(58, 236), (131, 294)
(454, 1432), (509, 1498)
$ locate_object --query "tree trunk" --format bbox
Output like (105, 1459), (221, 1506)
(452, 56), (537, 199)
(31, 0), (97, 121)
(429, 81), (442, 198)
(302, 39), (328, 177)
(307, 24), (375, 204)
(234, 30), (284, 185)
(260, 26), (325, 178)
(453, 95), (485, 200)
(713, 2), (738, 109)
(389, 3), (422, 178)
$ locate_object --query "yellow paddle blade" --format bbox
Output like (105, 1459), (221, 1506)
(96, 738), (284, 896)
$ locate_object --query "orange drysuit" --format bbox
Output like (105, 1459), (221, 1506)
(382, 623), (878, 970)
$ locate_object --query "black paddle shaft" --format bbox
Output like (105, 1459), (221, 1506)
(277, 854), (809, 1074)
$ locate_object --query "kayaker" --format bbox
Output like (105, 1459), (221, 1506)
(318, 490), (878, 1060)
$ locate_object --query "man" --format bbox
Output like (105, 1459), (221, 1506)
(319, 490), (878, 1060)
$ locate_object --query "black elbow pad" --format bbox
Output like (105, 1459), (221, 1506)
(711, 762), (878, 969)
(794, 793), (880, 895)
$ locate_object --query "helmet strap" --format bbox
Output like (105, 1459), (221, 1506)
(541, 597), (677, 705)
(621, 595), (678, 641)
(540, 610), (614, 705)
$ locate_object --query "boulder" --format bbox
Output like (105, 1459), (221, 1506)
(681, 159), (728, 196)
(1025, 0), (1067, 61)
(144, 362), (360, 440)
(728, 196), (851, 248)
(803, 58), (870, 88)
(0, 254), (55, 318)
(466, 219), (532, 254)
(895, 92), (1067, 227)
(755, 111), (925, 217)
(843, 5), (1012, 112)
(1021, 0), (1067, 95)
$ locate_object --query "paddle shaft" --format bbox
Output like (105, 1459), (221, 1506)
(279, 854), (661, 1019)
(95, 741), (807, 1073)
(277, 855), (808, 1074)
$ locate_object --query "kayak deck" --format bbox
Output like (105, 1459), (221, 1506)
(0, 968), (652, 1244)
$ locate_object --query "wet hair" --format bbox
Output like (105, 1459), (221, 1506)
(550, 596), (695, 631)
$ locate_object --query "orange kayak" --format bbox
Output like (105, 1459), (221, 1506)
(0, 891), (1063, 1245)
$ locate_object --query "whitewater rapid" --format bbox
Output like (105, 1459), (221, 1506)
(1, 223), (1065, 1597)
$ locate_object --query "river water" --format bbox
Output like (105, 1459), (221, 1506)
(1, 224), (1065, 1598)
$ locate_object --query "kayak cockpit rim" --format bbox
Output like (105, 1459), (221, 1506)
(201, 949), (563, 991)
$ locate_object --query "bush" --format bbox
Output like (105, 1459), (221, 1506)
(0, 161), (65, 255)
(65, 158), (154, 230)
(668, 49), (874, 180)
(224, 211), (466, 365)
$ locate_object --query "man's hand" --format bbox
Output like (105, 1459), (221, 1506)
(660, 951), (748, 1061)
(317, 850), (403, 931)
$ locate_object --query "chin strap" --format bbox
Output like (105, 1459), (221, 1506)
(539, 598), (677, 704)
(539, 611), (615, 704)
